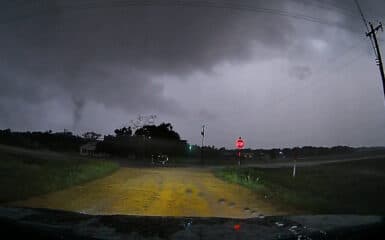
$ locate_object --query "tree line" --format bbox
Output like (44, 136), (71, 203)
(0, 126), (371, 160)
(0, 129), (85, 152)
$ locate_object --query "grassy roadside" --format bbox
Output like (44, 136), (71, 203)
(214, 158), (385, 215)
(0, 145), (119, 203)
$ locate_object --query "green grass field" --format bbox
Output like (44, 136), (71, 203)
(0, 144), (119, 203)
(215, 158), (385, 215)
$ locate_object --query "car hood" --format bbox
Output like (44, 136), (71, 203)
(0, 207), (384, 239)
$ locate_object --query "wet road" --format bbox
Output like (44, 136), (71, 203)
(11, 167), (283, 218)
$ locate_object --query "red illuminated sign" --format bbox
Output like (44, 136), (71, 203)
(235, 137), (245, 149)
(234, 224), (241, 231)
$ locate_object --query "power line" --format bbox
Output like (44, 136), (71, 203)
(304, 0), (356, 12)
(298, 0), (384, 24)
(354, 0), (370, 32)
(295, 0), (357, 17)
(0, 0), (352, 30)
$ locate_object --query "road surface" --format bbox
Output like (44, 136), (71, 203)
(10, 167), (285, 218)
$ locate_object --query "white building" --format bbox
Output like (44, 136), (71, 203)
(80, 142), (97, 156)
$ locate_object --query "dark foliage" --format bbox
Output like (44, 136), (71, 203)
(0, 129), (86, 152)
(114, 127), (132, 137)
(99, 123), (185, 158)
(134, 123), (180, 140)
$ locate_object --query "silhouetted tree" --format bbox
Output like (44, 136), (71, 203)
(114, 127), (132, 137)
(134, 123), (180, 140)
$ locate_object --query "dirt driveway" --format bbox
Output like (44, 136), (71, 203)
(11, 167), (283, 218)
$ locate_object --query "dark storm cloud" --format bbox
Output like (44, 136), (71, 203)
(289, 65), (312, 81)
(0, 0), (296, 128)
(1, 0), (385, 148)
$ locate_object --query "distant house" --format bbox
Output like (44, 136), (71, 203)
(80, 142), (97, 156)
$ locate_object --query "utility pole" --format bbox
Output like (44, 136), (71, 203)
(200, 125), (205, 165)
(366, 22), (385, 99)
(354, 1), (385, 101)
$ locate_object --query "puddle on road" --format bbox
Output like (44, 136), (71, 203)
(10, 168), (283, 218)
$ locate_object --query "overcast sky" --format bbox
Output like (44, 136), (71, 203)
(1, 0), (385, 148)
